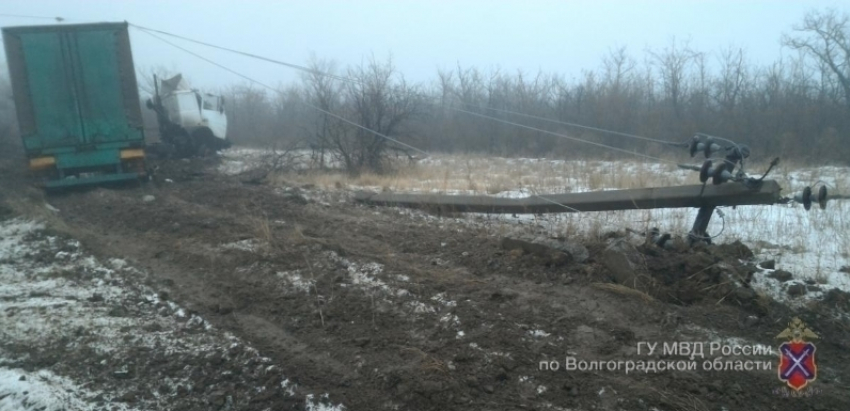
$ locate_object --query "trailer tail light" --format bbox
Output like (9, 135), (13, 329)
(29, 156), (56, 170)
(120, 149), (145, 159)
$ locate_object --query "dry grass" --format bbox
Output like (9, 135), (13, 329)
(590, 282), (655, 303)
(270, 153), (695, 196)
(252, 215), (272, 244)
(399, 346), (449, 374)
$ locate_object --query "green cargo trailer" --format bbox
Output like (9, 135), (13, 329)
(2, 22), (147, 189)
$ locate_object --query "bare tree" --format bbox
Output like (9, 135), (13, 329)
(649, 38), (700, 119)
(455, 64), (485, 106)
(302, 56), (343, 168)
(600, 47), (638, 135)
(304, 55), (423, 174)
(783, 9), (850, 112)
(602, 46), (636, 93)
(225, 84), (275, 146)
(136, 64), (178, 97)
(714, 47), (748, 112)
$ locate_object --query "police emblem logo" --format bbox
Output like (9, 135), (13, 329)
(776, 317), (818, 391)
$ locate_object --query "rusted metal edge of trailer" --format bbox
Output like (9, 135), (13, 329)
(353, 180), (783, 214)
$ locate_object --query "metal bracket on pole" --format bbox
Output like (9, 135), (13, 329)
(688, 205), (716, 246)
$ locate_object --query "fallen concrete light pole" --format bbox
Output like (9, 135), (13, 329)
(353, 180), (783, 214)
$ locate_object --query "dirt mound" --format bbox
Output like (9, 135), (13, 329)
(588, 236), (769, 313)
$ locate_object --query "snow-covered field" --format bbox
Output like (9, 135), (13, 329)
(219, 148), (850, 305)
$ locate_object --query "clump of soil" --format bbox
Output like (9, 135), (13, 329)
(587, 235), (768, 314)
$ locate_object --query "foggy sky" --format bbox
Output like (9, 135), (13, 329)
(1, 0), (847, 92)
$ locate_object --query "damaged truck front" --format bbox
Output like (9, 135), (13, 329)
(146, 73), (230, 158)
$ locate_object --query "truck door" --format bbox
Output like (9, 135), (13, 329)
(72, 27), (143, 144)
(10, 31), (85, 150)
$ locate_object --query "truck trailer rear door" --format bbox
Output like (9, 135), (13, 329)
(7, 30), (85, 150)
(73, 27), (144, 145)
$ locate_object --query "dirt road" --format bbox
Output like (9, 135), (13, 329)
(2, 156), (849, 410)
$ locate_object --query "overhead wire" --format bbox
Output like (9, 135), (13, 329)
(450, 106), (681, 166)
(135, 28), (429, 157)
(463, 103), (690, 147)
(0, 13), (66, 21)
(128, 23), (700, 168)
(132, 23), (733, 238)
(129, 23), (359, 84)
(134, 24), (689, 166)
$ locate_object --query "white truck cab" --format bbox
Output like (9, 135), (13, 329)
(147, 74), (230, 156)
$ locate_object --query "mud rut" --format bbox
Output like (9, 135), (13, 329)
(4, 158), (850, 411)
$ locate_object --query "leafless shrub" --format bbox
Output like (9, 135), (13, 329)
(239, 140), (308, 184)
(303, 55), (425, 174)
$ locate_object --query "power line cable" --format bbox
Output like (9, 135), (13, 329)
(0, 17), (778, 156)
(450, 106), (682, 166)
(0, 13), (66, 21)
(129, 23), (696, 161)
(130, 23), (358, 84)
(133, 24), (681, 166)
(135, 28), (429, 157)
(463, 103), (689, 147)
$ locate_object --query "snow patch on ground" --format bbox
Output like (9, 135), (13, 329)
(0, 218), (345, 410)
(325, 251), (446, 314)
(218, 147), (327, 176)
(0, 366), (127, 411)
(529, 329), (551, 338)
(218, 147), (269, 175)
(220, 238), (262, 252)
(277, 269), (315, 292)
(306, 393), (346, 411)
(326, 251), (389, 291)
